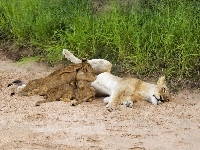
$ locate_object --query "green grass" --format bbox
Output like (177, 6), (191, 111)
(0, 0), (199, 83)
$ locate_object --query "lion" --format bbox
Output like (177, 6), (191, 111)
(92, 72), (172, 111)
(63, 50), (172, 111)
(35, 61), (96, 106)
(12, 60), (96, 106)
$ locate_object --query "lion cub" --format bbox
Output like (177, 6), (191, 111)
(17, 60), (96, 106)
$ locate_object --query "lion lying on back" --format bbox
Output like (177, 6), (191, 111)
(92, 72), (172, 111)
(13, 60), (96, 106)
(64, 49), (172, 111)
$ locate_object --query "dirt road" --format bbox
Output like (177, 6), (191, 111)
(0, 55), (200, 150)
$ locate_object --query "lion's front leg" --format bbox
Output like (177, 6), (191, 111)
(81, 94), (95, 103)
(103, 96), (111, 104)
(106, 90), (123, 112)
(60, 91), (73, 102)
(70, 99), (80, 106)
(82, 87), (96, 102)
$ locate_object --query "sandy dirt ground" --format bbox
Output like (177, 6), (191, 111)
(0, 54), (200, 150)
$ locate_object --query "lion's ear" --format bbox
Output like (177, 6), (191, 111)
(162, 87), (166, 93)
(157, 75), (166, 85)
(59, 63), (83, 75)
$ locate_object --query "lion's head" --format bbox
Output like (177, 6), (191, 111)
(153, 76), (172, 104)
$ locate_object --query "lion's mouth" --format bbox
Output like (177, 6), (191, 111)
(153, 95), (164, 104)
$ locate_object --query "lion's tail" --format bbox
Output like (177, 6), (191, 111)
(7, 79), (26, 96)
(7, 79), (24, 87)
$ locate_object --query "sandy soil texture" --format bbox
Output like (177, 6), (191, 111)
(0, 55), (200, 150)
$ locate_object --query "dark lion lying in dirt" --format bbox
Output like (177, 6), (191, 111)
(9, 60), (96, 106)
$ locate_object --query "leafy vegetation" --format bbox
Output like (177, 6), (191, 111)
(0, 0), (199, 85)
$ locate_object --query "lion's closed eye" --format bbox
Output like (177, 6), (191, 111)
(162, 87), (166, 93)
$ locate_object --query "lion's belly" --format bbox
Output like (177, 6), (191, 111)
(91, 72), (121, 96)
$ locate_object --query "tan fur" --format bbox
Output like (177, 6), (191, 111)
(92, 72), (172, 111)
(18, 61), (96, 106)
(71, 80), (96, 106)
(110, 78), (171, 108)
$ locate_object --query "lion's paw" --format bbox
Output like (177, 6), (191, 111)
(70, 100), (78, 106)
(86, 98), (93, 102)
(121, 100), (133, 108)
(106, 103), (117, 112)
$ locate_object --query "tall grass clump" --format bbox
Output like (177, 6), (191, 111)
(0, 0), (199, 84)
